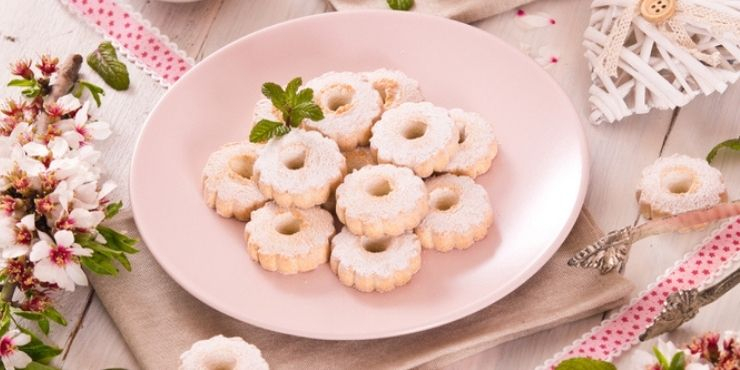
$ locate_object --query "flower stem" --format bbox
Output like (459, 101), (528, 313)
(1, 283), (16, 303)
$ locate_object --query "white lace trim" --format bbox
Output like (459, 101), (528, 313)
(58, 0), (196, 89)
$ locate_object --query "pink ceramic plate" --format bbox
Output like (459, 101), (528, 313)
(130, 11), (588, 340)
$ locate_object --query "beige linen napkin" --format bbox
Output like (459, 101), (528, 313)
(90, 210), (633, 369)
(327, 0), (535, 23)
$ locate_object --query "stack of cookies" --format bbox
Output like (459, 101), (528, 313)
(202, 69), (498, 293)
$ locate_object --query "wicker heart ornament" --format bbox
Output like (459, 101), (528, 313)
(584, 0), (740, 124)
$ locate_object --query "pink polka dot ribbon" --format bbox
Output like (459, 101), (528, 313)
(60, 0), (195, 87)
(540, 217), (740, 369)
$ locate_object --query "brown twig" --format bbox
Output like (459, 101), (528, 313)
(50, 54), (83, 100)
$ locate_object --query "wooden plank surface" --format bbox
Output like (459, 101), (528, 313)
(0, 0), (737, 369)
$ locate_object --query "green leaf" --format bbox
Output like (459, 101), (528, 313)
(81, 254), (119, 276)
(387, 0), (414, 10)
(87, 41), (130, 91)
(8, 79), (35, 87)
(295, 88), (313, 104)
(14, 311), (44, 321)
(104, 201), (123, 219)
(669, 351), (686, 370)
(706, 137), (740, 163)
(0, 312), (10, 336)
(24, 362), (60, 370)
(37, 317), (49, 336)
(8, 78), (42, 98)
(43, 307), (67, 326)
(249, 119), (289, 143)
(261, 82), (286, 112)
(19, 344), (63, 363)
(554, 358), (617, 370)
(654, 346), (669, 369)
(15, 324), (62, 363)
(290, 101), (324, 125)
(285, 77), (302, 106)
(97, 226), (139, 254)
(77, 80), (105, 107)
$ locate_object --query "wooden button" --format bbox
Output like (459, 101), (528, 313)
(640, 0), (676, 24)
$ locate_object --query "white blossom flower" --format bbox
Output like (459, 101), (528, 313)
(30, 230), (92, 291)
(55, 94), (82, 114)
(55, 207), (104, 233)
(0, 214), (35, 259)
(10, 147), (44, 177)
(72, 180), (116, 210)
(59, 101), (111, 148)
(617, 337), (710, 370)
(0, 329), (32, 370)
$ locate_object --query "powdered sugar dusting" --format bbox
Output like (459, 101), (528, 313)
(335, 164), (428, 225)
(371, 102), (459, 177)
(331, 227), (421, 278)
(304, 71), (382, 150)
(245, 202), (334, 256)
(638, 154), (726, 216)
(254, 129), (346, 205)
(361, 69), (424, 111)
(443, 109), (498, 178)
(179, 334), (269, 370)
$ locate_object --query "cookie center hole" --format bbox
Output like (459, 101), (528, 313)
(665, 172), (696, 194)
(228, 154), (255, 179)
(431, 188), (460, 211)
(366, 178), (392, 197)
(324, 84), (355, 113)
(363, 238), (390, 253)
(275, 214), (301, 235)
(202, 355), (236, 370)
(457, 126), (467, 144)
(280, 145), (307, 170)
(403, 120), (427, 140)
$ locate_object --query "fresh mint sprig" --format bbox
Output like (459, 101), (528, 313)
(387, 0), (414, 11)
(87, 41), (130, 91)
(249, 77), (324, 143)
(554, 358), (616, 370)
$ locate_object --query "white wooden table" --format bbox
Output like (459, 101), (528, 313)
(1, 1), (738, 369)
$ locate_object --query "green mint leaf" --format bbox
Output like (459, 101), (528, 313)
(97, 226), (139, 254)
(38, 317), (50, 335)
(653, 346), (669, 369)
(104, 201), (123, 219)
(387, 0), (414, 10)
(24, 362), (60, 370)
(78, 80), (105, 107)
(295, 88), (313, 104)
(706, 137), (740, 163)
(249, 119), (289, 143)
(87, 41), (130, 91)
(43, 307), (67, 326)
(669, 351), (686, 370)
(554, 358), (617, 370)
(285, 77), (302, 106)
(289, 102), (323, 127)
(261, 82), (286, 112)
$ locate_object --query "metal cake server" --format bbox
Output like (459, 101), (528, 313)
(640, 267), (740, 341)
(568, 200), (740, 274)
